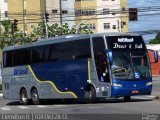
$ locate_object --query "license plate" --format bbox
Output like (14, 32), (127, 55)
(132, 90), (139, 94)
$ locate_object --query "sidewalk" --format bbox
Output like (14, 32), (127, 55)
(152, 76), (160, 100)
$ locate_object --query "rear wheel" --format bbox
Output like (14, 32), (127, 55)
(124, 96), (131, 102)
(85, 86), (96, 103)
(20, 89), (29, 105)
(31, 89), (40, 105)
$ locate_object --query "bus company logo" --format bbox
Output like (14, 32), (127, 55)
(118, 38), (134, 42)
(14, 68), (28, 76)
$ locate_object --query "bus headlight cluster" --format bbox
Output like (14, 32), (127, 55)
(112, 83), (122, 87)
(146, 82), (152, 86)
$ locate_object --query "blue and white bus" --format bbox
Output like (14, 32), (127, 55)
(2, 33), (158, 105)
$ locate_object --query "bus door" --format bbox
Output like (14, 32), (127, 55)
(92, 37), (111, 97)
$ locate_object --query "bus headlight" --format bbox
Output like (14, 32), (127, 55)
(112, 83), (122, 87)
(146, 82), (152, 86)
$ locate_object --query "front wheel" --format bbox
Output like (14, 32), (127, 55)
(85, 86), (96, 103)
(124, 96), (131, 102)
(31, 89), (40, 105)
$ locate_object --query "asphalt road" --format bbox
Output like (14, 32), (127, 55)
(0, 77), (159, 120)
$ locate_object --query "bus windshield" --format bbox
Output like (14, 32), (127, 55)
(111, 52), (151, 80)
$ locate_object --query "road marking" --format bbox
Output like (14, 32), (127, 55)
(36, 105), (48, 108)
(0, 93), (3, 97)
(54, 105), (68, 107)
(0, 106), (11, 111)
(18, 106), (29, 109)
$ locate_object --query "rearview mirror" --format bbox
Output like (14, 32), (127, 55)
(106, 50), (113, 63)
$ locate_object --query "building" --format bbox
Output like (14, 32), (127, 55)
(0, 0), (8, 20)
(8, 0), (46, 33)
(61, 0), (75, 28)
(75, 0), (129, 33)
(45, 0), (61, 25)
(3, 0), (128, 33)
(147, 44), (160, 76)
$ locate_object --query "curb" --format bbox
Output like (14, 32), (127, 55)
(133, 95), (159, 100)
(153, 95), (160, 100)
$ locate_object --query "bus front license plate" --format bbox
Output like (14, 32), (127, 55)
(132, 90), (139, 94)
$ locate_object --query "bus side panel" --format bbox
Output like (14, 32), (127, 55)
(2, 67), (30, 100)
(30, 59), (88, 99)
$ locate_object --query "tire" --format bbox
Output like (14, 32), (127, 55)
(20, 89), (29, 105)
(31, 89), (40, 105)
(85, 86), (96, 103)
(124, 96), (131, 102)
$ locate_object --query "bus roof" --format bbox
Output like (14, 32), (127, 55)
(3, 32), (141, 52)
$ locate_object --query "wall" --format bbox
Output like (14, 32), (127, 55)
(148, 50), (160, 76)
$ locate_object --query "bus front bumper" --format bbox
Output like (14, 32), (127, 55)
(111, 85), (152, 97)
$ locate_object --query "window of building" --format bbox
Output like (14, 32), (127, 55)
(122, 7), (126, 11)
(75, 0), (94, 1)
(4, 0), (7, 3)
(4, 11), (8, 17)
(52, 9), (58, 14)
(75, 9), (96, 16)
(104, 23), (110, 29)
(62, 10), (68, 14)
(86, 24), (96, 30)
(103, 9), (110, 15)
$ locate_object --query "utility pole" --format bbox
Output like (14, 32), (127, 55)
(117, 20), (120, 32)
(22, 0), (26, 33)
(59, 0), (62, 25)
(44, 13), (49, 38)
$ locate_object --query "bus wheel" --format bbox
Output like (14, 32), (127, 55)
(124, 96), (131, 102)
(20, 89), (29, 105)
(31, 89), (40, 105)
(85, 86), (96, 103)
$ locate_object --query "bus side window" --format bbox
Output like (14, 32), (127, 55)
(32, 47), (44, 63)
(93, 37), (110, 82)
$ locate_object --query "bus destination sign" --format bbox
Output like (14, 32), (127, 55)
(107, 36), (146, 52)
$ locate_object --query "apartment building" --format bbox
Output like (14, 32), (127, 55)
(46, 0), (61, 25)
(61, 0), (75, 28)
(1, 0), (128, 33)
(8, 0), (46, 33)
(75, 0), (129, 33)
(0, 0), (8, 20)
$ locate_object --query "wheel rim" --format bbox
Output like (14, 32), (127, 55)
(89, 91), (92, 99)
(32, 93), (38, 102)
(22, 93), (27, 103)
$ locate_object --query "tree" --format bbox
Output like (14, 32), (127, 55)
(32, 21), (93, 39)
(149, 32), (160, 44)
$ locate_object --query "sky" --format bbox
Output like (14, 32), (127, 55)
(128, 0), (160, 43)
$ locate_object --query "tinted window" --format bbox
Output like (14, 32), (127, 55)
(93, 37), (106, 57)
(3, 51), (12, 67)
(4, 48), (31, 67)
(13, 49), (31, 66)
(32, 47), (44, 63)
(46, 39), (91, 61)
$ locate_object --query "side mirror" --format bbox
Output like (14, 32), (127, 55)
(148, 49), (159, 63)
(106, 50), (113, 63)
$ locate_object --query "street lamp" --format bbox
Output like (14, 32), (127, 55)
(76, 14), (100, 34)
